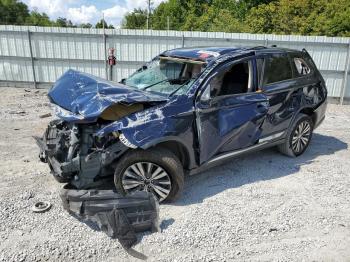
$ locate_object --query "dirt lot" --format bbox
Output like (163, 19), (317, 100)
(0, 87), (349, 261)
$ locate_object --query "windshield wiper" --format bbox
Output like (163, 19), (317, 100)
(142, 79), (172, 90)
(169, 78), (195, 97)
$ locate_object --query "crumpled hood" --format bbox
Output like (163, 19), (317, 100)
(48, 69), (167, 122)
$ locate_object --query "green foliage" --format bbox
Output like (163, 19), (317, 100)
(79, 23), (93, 28)
(95, 19), (114, 29)
(0, 0), (29, 25)
(121, 8), (148, 29)
(152, 0), (186, 30)
(0, 0), (348, 36)
(246, 0), (350, 36)
(25, 10), (54, 26)
(55, 17), (76, 27)
(122, 0), (349, 37)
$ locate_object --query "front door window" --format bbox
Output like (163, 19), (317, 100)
(209, 60), (254, 97)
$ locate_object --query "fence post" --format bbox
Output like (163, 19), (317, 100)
(182, 34), (185, 47)
(340, 40), (350, 105)
(264, 38), (268, 47)
(27, 30), (37, 89)
(103, 29), (108, 80)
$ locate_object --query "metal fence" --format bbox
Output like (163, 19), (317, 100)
(0, 25), (349, 104)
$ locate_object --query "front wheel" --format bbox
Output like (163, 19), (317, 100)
(114, 148), (184, 202)
(278, 114), (314, 157)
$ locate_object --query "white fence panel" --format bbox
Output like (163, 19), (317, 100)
(0, 25), (349, 103)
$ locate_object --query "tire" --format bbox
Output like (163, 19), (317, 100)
(114, 147), (184, 203)
(277, 114), (314, 157)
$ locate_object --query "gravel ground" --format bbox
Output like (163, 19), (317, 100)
(0, 87), (349, 262)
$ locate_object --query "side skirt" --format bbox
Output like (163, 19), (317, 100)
(187, 138), (285, 176)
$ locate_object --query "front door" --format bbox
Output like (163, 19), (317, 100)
(196, 57), (269, 164)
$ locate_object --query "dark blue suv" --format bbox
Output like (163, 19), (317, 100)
(36, 46), (327, 202)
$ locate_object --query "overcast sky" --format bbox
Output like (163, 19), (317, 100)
(21, 0), (165, 26)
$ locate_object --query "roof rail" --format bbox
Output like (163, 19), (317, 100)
(251, 46), (266, 50)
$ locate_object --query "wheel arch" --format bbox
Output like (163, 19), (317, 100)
(286, 106), (316, 134)
(141, 136), (195, 170)
(299, 107), (317, 125)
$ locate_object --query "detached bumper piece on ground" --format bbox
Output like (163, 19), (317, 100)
(60, 188), (159, 259)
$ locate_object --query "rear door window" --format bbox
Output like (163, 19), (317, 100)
(263, 54), (293, 85)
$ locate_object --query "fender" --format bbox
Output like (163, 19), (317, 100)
(141, 136), (197, 169)
(96, 95), (197, 167)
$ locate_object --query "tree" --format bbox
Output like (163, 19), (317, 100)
(0, 0), (348, 36)
(245, 0), (350, 36)
(208, 9), (248, 32)
(79, 23), (93, 28)
(0, 0), (30, 25)
(121, 8), (148, 29)
(95, 19), (114, 29)
(151, 0), (186, 30)
(55, 17), (76, 27)
(308, 0), (350, 37)
(138, 0), (269, 32)
(25, 10), (53, 26)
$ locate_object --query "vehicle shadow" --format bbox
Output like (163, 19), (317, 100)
(174, 133), (347, 206)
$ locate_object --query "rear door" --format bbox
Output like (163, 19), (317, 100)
(258, 52), (310, 137)
(195, 56), (269, 164)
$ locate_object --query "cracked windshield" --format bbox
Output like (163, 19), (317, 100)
(125, 57), (204, 96)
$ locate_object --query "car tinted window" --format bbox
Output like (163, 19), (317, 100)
(263, 54), (292, 84)
(293, 57), (311, 75)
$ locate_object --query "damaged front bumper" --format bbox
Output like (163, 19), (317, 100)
(35, 120), (129, 188)
(60, 187), (159, 252)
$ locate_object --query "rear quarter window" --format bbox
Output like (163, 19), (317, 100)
(263, 54), (293, 85)
(293, 57), (311, 76)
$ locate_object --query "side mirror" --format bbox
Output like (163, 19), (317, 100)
(120, 78), (126, 84)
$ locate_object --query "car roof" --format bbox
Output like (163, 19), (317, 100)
(161, 46), (301, 62)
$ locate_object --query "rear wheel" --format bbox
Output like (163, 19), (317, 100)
(114, 148), (184, 202)
(278, 114), (313, 157)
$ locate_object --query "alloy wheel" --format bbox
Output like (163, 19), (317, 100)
(121, 162), (172, 202)
(291, 120), (311, 154)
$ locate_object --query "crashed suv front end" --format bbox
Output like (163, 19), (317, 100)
(35, 68), (176, 189)
(35, 53), (199, 194)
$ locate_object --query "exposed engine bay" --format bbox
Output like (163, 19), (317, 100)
(35, 119), (125, 188)
(35, 101), (149, 188)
